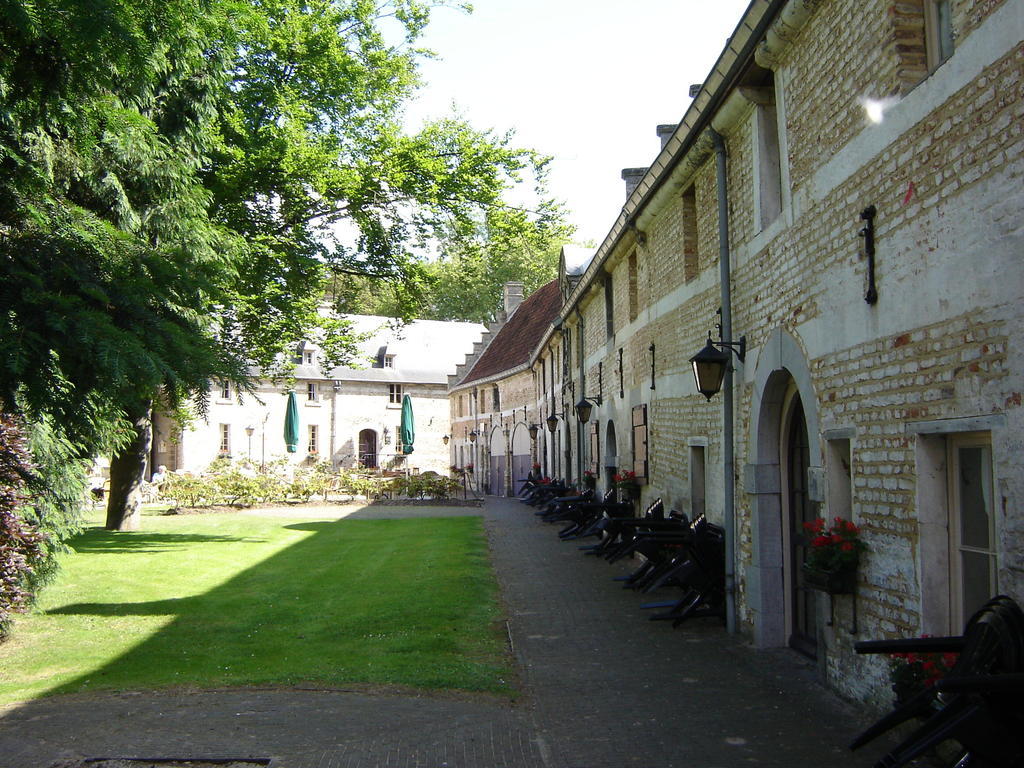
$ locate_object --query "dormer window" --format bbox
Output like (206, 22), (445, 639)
(303, 350), (315, 366)
(383, 354), (395, 368)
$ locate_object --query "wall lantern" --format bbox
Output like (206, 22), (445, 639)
(527, 423), (539, 440)
(689, 332), (746, 400)
(442, 434), (450, 445)
(468, 429), (478, 443)
(574, 395), (603, 424)
(244, 425), (255, 438)
(545, 414), (561, 433)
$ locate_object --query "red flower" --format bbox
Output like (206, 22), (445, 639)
(812, 536), (831, 548)
(840, 542), (854, 552)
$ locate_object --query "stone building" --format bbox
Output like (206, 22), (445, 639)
(448, 281), (563, 496)
(153, 316), (483, 476)
(452, 0), (1023, 705)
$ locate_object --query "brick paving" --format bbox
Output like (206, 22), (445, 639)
(0, 499), (890, 767)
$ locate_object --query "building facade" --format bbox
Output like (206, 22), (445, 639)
(154, 316), (483, 477)
(453, 0), (1023, 706)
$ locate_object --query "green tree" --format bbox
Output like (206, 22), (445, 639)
(1, 0), (571, 534)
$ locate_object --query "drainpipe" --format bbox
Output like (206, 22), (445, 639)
(712, 128), (738, 636)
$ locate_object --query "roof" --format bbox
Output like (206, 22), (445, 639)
(561, 245), (596, 276)
(288, 316), (484, 384)
(458, 280), (561, 386)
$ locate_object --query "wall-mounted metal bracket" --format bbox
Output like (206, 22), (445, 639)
(860, 205), (877, 305)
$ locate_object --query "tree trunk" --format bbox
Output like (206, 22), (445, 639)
(105, 403), (152, 531)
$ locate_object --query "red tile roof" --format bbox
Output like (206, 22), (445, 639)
(460, 280), (561, 385)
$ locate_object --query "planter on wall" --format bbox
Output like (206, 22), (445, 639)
(802, 563), (857, 595)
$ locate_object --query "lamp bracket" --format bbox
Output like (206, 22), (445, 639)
(707, 331), (746, 363)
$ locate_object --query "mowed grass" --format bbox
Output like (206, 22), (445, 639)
(0, 509), (512, 706)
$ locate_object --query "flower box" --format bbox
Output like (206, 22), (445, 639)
(802, 563), (857, 595)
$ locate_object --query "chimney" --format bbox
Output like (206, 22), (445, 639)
(656, 124), (678, 149)
(502, 282), (524, 316)
(621, 167), (647, 198)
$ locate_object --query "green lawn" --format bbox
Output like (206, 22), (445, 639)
(0, 509), (512, 706)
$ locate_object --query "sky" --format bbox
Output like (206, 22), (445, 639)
(403, 0), (752, 246)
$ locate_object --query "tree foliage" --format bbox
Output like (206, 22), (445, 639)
(1, 0), (572, 535)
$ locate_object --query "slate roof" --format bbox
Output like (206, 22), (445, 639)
(289, 316), (484, 384)
(458, 280), (561, 386)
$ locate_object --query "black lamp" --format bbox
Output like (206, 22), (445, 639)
(468, 429), (478, 443)
(574, 395), (602, 424)
(545, 414), (560, 433)
(527, 423), (539, 440)
(689, 332), (745, 400)
(442, 434), (450, 445)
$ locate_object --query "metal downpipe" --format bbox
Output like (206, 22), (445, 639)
(711, 128), (737, 635)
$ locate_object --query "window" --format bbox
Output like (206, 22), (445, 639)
(753, 97), (782, 230)
(948, 434), (996, 628)
(689, 444), (706, 519)
(219, 381), (231, 400)
(383, 354), (395, 368)
(389, 384), (403, 404)
(307, 424), (319, 455)
(681, 188), (699, 282)
(219, 424), (230, 455)
(492, 385), (500, 411)
(604, 273), (614, 340)
(302, 350), (315, 366)
(458, 395), (464, 418)
(826, 436), (854, 521)
(925, 0), (954, 72)
(628, 251), (639, 320)
(307, 382), (318, 401)
(631, 405), (648, 480)
(589, 421), (600, 475)
(916, 425), (1000, 635)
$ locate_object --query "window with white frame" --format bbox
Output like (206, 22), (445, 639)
(383, 354), (395, 368)
(303, 350), (315, 366)
(307, 382), (318, 401)
(947, 434), (997, 628)
(916, 427), (1000, 635)
(389, 384), (403, 404)
(219, 424), (230, 455)
(219, 381), (231, 400)
(307, 424), (319, 455)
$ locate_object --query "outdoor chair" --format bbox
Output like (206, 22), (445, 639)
(644, 518), (726, 626)
(523, 481), (572, 507)
(579, 497), (665, 558)
(557, 489), (636, 540)
(850, 595), (1024, 768)
(535, 486), (592, 517)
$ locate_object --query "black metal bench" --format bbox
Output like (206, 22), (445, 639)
(851, 594), (1024, 768)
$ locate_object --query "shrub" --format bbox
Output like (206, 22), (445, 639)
(0, 415), (46, 640)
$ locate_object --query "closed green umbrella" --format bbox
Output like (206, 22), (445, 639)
(400, 394), (414, 455)
(284, 390), (300, 453)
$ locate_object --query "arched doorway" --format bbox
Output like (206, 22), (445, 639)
(782, 390), (817, 657)
(747, 328), (823, 650)
(510, 424), (532, 495)
(488, 427), (506, 496)
(358, 429), (378, 468)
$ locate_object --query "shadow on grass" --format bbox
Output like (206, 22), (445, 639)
(8, 514), (507, 708)
(68, 529), (265, 554)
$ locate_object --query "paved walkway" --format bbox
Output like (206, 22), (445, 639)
(0, 498), (891, 767)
